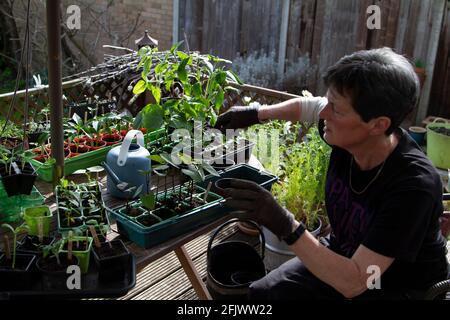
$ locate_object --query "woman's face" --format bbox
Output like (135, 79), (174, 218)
(319, 87), (372, 149)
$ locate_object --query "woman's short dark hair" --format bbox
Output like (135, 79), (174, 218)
(323, 47), (420, 135)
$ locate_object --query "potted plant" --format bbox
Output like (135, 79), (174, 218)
(0, 223), (36, 290)
(89, 225), (132, 283)
(36, 238), (79, 290)
(268, 127), (330, 256)
(59, 231), (93, 274)
(0, 146), (38, 196)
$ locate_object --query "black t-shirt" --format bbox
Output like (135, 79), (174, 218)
(319, 120), (449, 290)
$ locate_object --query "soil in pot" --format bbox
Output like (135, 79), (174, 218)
(62, 239), (90, 252)
(136, 214), (162, 227)
(123, 206), (144, 217)
(152, 207), (178, 220)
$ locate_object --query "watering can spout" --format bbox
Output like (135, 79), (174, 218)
(101, 161), (129, 192)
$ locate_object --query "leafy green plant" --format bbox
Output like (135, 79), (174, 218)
(41, 238), (64, 265)
(271, 127), (330, 230)
(133, 44), (241, 133)
(1, 223), (30, 268)
(0, 119), (22, 138)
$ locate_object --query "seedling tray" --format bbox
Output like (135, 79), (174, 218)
(107, 185), (227, 248)
(0, 254), (136, 300)
(56, 186), (110, 234)
(30, 127), (165, 182)
(197, 163), (278, 193)
(201, 138), (255, 164)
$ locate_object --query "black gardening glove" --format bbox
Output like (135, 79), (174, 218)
(223, 179), (296, 239)
(214, 103), (260, 132)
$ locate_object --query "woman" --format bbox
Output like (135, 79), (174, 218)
(215, 47), (449, 299)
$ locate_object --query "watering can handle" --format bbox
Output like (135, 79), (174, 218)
(117, 129), (145, 167)
(432, 118), (449, 124)
(207, 218), (265, 263)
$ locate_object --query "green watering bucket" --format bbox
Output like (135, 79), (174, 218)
(426, 119), (450, 169)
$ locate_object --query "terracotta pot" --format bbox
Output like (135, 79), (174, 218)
(101, 133), (122, 146)
(86, 138), (107, 150)
(33, 154), (48, 163)
(69, 143), (90, 154)
(73, 137), (87, 144)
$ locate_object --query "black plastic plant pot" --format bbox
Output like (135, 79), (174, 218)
(199, 164), (278, 195)
(93, 239), (131, 283)
(36, 254), (79, 290)
(1, 174), (21, 197)
(0, 253), (37, 291)
(16, 235), (55, 256)
(20, 172), (37, 195)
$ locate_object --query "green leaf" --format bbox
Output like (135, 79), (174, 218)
(202, 162), (220, 177)
(160, 152), (179, 168)
(163, 99), (180, 110)
(178, 153), (192, 165)
(192, 83), (202, 97)
(149, 154), (165, 164)
(181, 169), (201, 182)
(178, 69), (188, 84)
(226, 70), (243, 84)
(143, 58), (152, 78)
(209, 109), (218, 127)
(141, 193), (156, 210)
(155, 62), (167, 75)
(177, 51), (189, 61)
(177, 57), (190, 83)
(148, 83), (161, 104)
(214, 88), (224, 111)
(133, 111), (143, 129)
(170, 41), (184, 54)
(142, 104), (164, 130)
(133, 80), (147, 95)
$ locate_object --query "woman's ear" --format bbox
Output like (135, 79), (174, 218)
(369, 116), (391, 136)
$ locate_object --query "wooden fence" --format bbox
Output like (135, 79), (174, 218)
(178, 0), (449, 120)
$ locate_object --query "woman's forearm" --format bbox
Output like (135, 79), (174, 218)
(257, 98), (302, 123)
(257, 97), (327, 124)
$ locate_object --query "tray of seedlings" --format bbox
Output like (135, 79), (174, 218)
(107, 159), (227, 248)
(0, 223), (135, 299)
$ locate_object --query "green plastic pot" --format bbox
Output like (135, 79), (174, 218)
(426, 120), (450, 169)
(59, 236), (93, 274)
(23, 205), (53, 237)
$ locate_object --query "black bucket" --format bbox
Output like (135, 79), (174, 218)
(206, 219), (266, 300)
